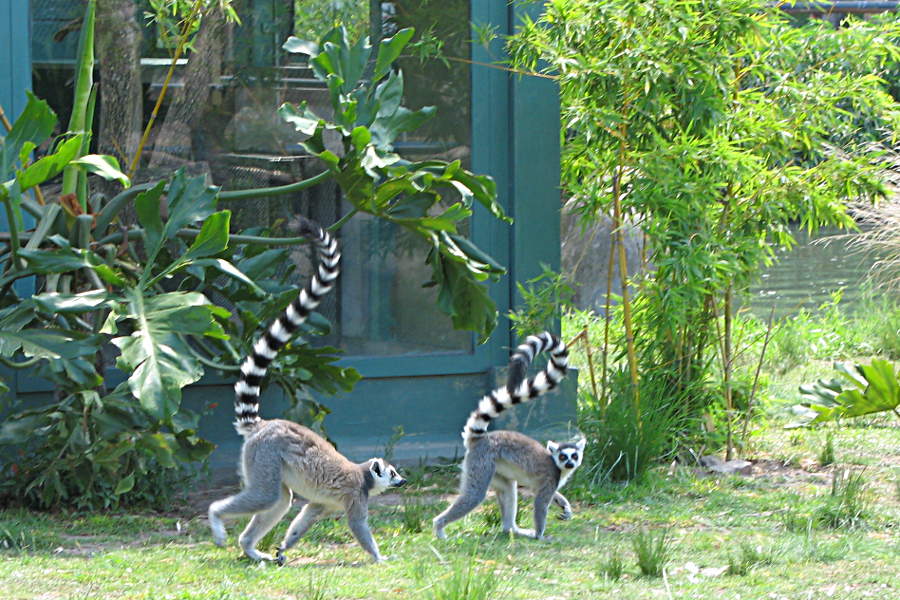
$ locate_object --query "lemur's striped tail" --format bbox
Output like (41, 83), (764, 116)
(462, 332), (568, 446)
(234, 217), (340, 437)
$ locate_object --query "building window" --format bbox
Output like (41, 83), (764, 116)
(30, 0), (473, 358)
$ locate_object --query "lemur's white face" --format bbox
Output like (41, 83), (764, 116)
(547, 438), (586, 472)
(368, 458), (406, 496)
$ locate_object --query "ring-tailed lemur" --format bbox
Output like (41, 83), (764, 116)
(208, 217), (406, 564)
(433, 332), (584, 540)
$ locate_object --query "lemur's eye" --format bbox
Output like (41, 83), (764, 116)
(571, 454), (579, 461)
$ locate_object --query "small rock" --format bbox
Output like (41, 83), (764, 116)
(699, 455), (753, 475)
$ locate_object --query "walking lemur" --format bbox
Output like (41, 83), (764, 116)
(433, 332), (584, 540)
(208, 217), (406, 564)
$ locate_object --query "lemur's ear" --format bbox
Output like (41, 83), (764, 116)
(370, 459), (383, 477)
(546, 441), (560, 454)
(575, 437), (586, 452)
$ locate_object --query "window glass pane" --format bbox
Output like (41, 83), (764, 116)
(30, 0), (472, 358)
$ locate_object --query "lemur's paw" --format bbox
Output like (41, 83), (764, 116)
(275, 550), (287, 567)
(558, 510), (573, 521)
(511, 527), (536, 538)
(245, 550), (276, 563)
(433, 524), (448, 540)
(210, 526), (227, 547)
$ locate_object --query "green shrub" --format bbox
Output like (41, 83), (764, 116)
(631, 528), (672, 578)
(579, 369), (685, 483)
(399, 497), (429, 534)
(300, 568), (337, 600)
(417, 553), (509, 600)
(815, 469), (870, 529)
(598, 551), (625, 581)
(726, 541), (779, 575)
(819, 432), (836, 467)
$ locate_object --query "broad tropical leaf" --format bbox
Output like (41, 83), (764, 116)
(110, 289), (230, 420)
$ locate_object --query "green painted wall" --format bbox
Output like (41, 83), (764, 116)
(0, 0), (32, 120)
(0, 0), (35, 298)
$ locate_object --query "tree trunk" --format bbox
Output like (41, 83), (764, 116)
(95, 0), (142, 190)
(148, 7), (228, 168)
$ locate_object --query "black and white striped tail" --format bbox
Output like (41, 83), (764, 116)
(233, 217), (340, 437)
(462, 332), (568, 446)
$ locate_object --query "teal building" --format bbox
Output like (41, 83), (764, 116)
(0, 0), (572, 475)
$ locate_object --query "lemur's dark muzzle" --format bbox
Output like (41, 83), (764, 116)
(394, 478), (407, 487)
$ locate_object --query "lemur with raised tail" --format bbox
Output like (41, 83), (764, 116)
(433, 332), (584, 540)
(208, 217), (406, 564)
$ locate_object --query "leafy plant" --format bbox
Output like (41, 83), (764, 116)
(280, 26), (508, 342)
(792, 359), (900, 426)
(726, 540), (779, 576)
(579, 369), (684, 483)
(508, 265), (575, 340)
(598, 550), (625, 581)
(509, 0), (900, 456)
(818, 432), (836, 467)
(815, 469), (870, 530)
(417, 552), (509, 600)
(631, 528), (672, 578)
(0, 18), (508, 508)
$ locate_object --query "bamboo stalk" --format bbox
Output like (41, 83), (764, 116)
(611, 143), (640, 417)
(601, 223), (617, 410)
(723, 286), (734, 460)
(582, 326), (600, 404)
(740, 306), (776, 454)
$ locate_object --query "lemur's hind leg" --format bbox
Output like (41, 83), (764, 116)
(238, 485), (292, 562)
(491, 475), (519, 535)
(208, 445), (283, 549)
(433, 457), (495, 539)
(553, 491), (573, 520)
(276, 502), (328, 564)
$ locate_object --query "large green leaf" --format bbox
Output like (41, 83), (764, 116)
(182, 210), (230, 261)
(0, 328), (101, 361)
(15, 238), (125, 287)
(792, 360), (900, 426)
(839, 360), (900, 418)
(110, 289), (230, 419)
(135, 181), (166, 255)
(0, 91), (57, 177)
(136, 171), (219, 284)
(31, 290), (112, 313)
(71, 154), (130, 188)
(373, 28), (415, 81)
(16, 135), (83, 190)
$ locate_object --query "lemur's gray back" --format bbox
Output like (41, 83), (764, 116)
(462, 331), (568, 447)
(233, 217), (340, 436)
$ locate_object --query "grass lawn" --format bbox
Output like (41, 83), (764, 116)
(1, 413), (897, 600)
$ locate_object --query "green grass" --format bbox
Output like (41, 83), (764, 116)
(2, 302), (899, 599)
(0, 419), (897, 599)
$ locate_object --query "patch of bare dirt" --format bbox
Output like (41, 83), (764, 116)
(747, 458), (832, 487)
